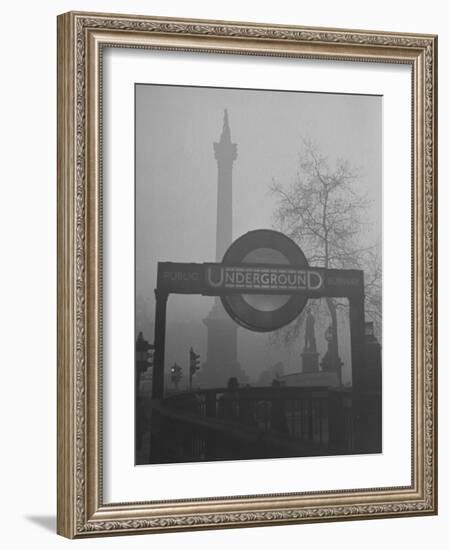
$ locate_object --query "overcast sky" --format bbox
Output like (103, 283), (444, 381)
(135, 83), (382, 382)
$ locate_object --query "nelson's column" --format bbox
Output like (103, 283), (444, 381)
(198, 110), (248, 388)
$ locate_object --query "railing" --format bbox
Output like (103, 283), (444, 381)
(146, 385), (381, 464)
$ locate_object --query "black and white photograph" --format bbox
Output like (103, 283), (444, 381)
(134, 83), (382, 465)
(1, 0), (442, 544)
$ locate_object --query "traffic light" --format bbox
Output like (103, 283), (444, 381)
(170, 363), (182, 390)
(136, 331), (154, 373)
(189, 347), (201, 391)
(135, 332), (154, 396)
(144, 346), (154, 374)
(136, 332), (154, 377)
(189, 347), (201, 376)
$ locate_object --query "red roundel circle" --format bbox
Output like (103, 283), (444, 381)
(220, 229), (309, 332)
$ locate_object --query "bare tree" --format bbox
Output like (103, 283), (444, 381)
(270, 139), (381, 353)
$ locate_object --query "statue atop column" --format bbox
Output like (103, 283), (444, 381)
(321, 323), (343, 386)
(198, 110), (248, 388)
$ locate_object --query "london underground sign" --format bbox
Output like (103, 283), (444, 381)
(204, 264), (324, 292)
(219, 230), (312, 331)
(158, 261), (361, 297)
(156, 230), (363, 331)
(153, 229), (365, 398)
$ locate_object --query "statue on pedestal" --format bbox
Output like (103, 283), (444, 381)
(301, 309), (319, 373)
(320, 323), (343, 386)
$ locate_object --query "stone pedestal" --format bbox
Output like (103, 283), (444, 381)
(320, 349), (343, 387)
(197, 299), (248, 388)
(301, 351), (320, 373)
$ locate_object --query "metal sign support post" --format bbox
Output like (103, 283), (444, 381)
(150, 289), (168, 462)
(152, 289), (168, 400)
(348, 293), (367, 452)
(349, 293), (366, 396)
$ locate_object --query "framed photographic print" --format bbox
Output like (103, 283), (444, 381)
(57, 11), (437, 538)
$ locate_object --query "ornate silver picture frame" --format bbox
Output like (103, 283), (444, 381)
(57, 11), (437, 538)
